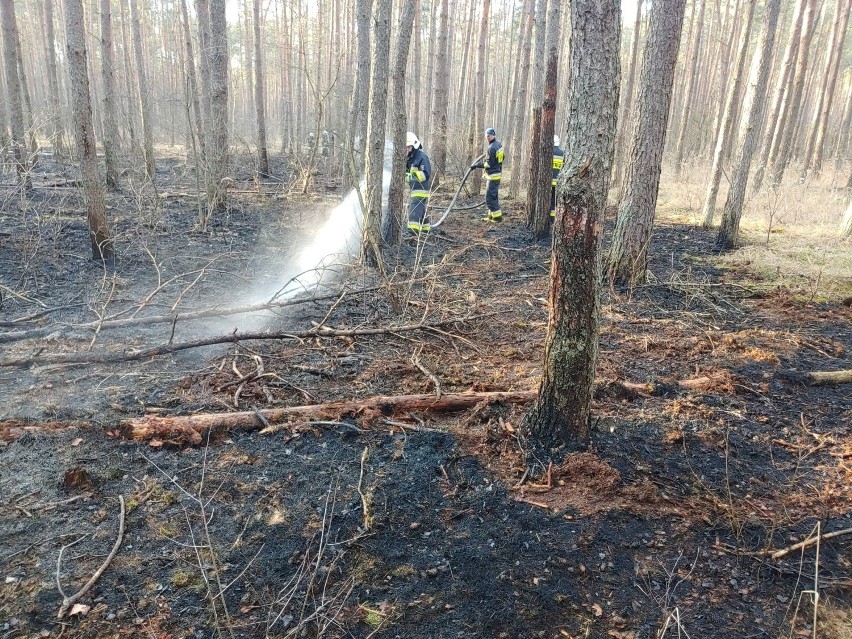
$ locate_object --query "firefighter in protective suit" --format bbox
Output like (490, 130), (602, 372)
(405, 132), (432, 233)
(551, 135), (565, 219)
(471, 127), (504, 222)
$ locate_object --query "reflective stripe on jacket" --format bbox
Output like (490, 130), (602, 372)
(405, 147), (432, 194)
(552, 145), (564, 185)
(484, 139), (504, 176)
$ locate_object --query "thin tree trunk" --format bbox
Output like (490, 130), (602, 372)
(717, 0), (782, 249)
(100, 0), (120, 188)
(700, 0), (756, 227)
(430, 0), (449, 186)
(507, 0), (534, 199)
(524, 0), (548, 225)
(532, 0), (561, 239)
(524, 0), (620, 449)
(804, 0), (851, 176)
(360, 0), (391, 268)
(65, 0), (115, 267)
(204, 0), (228, 221)
(118, 0), (139, 152)
(1, 0), (30, 188)
(606, 0), (687, 286)
(672, 0), (707, 176)
(770, 0), (819, 186)
(43, 0), (67, 157)
(612, 0), (643, 193)
(412, 2), (421, 132)
(253, 0), (269, 175)
(179, 0), (204, 158)
(130, 0), (155, 180)
(468, 0), (490, 197)
(348, 0), (371, 167)
(842, 198), (852, 237)
(387, 0), (418, 245)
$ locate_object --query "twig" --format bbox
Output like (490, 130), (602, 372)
(57, 495), (125, 618)
(357, 447), (371, 531)
(770, 525), (852, 560)
(410, 348), (442, 399)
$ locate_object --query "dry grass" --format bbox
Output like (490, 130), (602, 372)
(651, 160), (852, 301)
(819, 600), (852, 639)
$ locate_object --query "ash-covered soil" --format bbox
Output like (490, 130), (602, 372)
(1, 159), (851, 638)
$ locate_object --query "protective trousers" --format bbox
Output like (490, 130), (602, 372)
(408, 191), (430, 232)
(484, 176), (502, 222)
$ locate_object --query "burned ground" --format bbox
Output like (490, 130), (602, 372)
(1, 162), (851, 638)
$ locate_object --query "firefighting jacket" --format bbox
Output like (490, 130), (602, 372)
(552, 145), (565, 185)
(406, 147), (432, 199)
(483, 139), (504, 177)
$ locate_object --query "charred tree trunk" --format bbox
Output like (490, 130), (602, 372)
(606, 0), (686, 286)
(430, 0), (449, 186)
(524, 0), (620, 449)
(360, 0), (391, 268)
(100, 0), (120, 189)
(701, 0), (756, 227)
(253, 0), (269, 175)
(65, 0), (115, 266)
(532, 0), (561, 239)
(1, 0), (30, 188)
(717, 0), (782, 249)
(387, 0), (418, 245)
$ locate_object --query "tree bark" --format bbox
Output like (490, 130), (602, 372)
(253, 0), (269, 175)
(506, 0), (534, 199)
(430, 0), (449, 186)
(43, 0), (67, 157)
(612, 0), (643, 193)
(65, 0), (115, 266)
(716, 0), (782, 249)
(524, 0), (548, 222)
(347, 0), (371, 171)
(387, 0), (418, 245)
(468, 0), (490, 197)
(360, 0), (391, 267)
(1, 0), (30, 188)
(803, 0), (851, 176)
(770, 0), (819, 186)
(178, 0), (204, 158)
(672, 0), (707, 176)
(100, 0), (120, 188)
(532, 0), (561, 239)
(130, 0), (155, 181)
(606, 0), (686, 286)
(524, 0), (620, 449)
(700, 0), (756, 227)
(842, 198), (852, 238)
(204, 0), (229, 222)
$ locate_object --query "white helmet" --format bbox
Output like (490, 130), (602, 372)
(406, 131), (421, 149)
(553, 135), (561, 147)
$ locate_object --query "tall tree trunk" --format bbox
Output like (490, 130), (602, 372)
(65, 0), (115, 266)
(387, 0), (418, 245)
(524, 0), (548, 226)
(506, 0), (534, 199)
(118, 0), (139, 152)
(841, 198), (852, 237)
(524, 0), (620, 449)
(770, 0), (819, 186)
(430, 0), (449, 185)
(606, 0), (687, 286)
(753, 0), (808, 191)
(1, 0), (30, 188)
(672, 0), (707, 176)
(100, 0), (120, 188)
(424, 0), (437, 133)
(360, 0), (391, 268)
(804, 0), (851, 176)
(531, 0), (561, 239)
(468, 0), (490, 197)
(348, 0), (371, 168)
(179, 0), (204, 158)
(130, 0), (155, 180)
(612, 0), (643, 193)
(716, 0), (782, 249)
(204, 0), (228, 222)
(700, 0), (756, 227)
(412, 2), (421, 132)
(253, 0), (269, 175)
(43, 0), (67, 157)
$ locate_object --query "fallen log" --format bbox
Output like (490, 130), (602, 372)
(0, 420), (90, 442)
(778, 369), (852, 386)
(121, 390), (539, 443)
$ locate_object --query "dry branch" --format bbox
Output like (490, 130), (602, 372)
(0, 316), (481, 368)
(56, 495), (125, 618)
(770, 526), (852, 560)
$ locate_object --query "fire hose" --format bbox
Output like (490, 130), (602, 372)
(429, 154), (486, 229)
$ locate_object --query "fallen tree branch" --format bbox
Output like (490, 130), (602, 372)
(782, 369), (852, 386)
(770, 526), (852, 560)
(56, 495), (125, 618)
(0, 287), (381, 345)
(121, 390), (539, 444)
(0, 315), (483, 368)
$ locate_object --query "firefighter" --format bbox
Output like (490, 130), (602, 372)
(551, 135), (565, 219)
(471, 127), (504, 222)
(405, 132), (432, 234)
